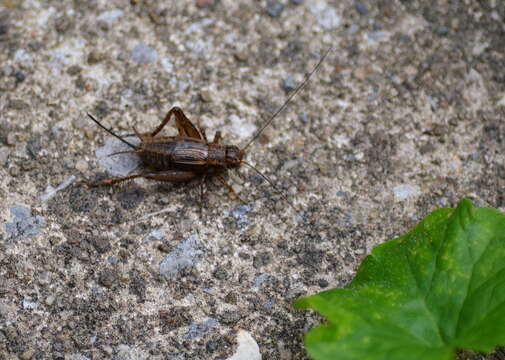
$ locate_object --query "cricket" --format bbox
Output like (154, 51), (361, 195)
(86, 47), (332, 201)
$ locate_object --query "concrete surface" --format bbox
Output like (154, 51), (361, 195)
(0, 0), (504, 359)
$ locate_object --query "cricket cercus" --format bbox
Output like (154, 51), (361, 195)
(87, 47), (332, 201)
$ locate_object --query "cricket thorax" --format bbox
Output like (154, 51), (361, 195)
(224, 145), (242, 167)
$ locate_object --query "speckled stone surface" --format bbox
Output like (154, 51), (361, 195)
(0, 0), (504, 359)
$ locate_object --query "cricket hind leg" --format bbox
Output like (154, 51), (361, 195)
(151, 107), (203, 140)
(87, 170), (198, 187)
(212, 131), (222, 144)
(87, 174), (145, 187)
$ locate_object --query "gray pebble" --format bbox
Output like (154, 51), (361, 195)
(253, 251), (272, 269)
(0, 23), (8, 36)
(266, 1), (284, 17)
(14, 70), (25, 83)
(26, 138), (41, 159)
(28, 41), (41, 51)
(224, 292), (237, 304)
(219, 311), (241, 325)
(20, 350), (35, 360)
(318, 279), (329, 288)
(88, 51), (105, 64)
(4, 205), (45, 241)
(8, 99), (29, 110)
(91, 236), (111, 254)
(310, 3), (341, 29)
(367, 31), (387, 41)
(291, 0), (303, 5)
(355, 1), (368, 15)
(213, 267), (228, 280)
(45, 295), (55, 306)
(0, 147), (9, 166)
(281, 75), (298, 93)
(131, 44), (157, 64)
(433, 25), (450, 36)
(184, 318), (218, 339)
(102, 345), (114, 356)
(160, 234), (204, 277)
(67, 65), (82, 76)
(96, 136), (141, 177)
(9, 166), (20, 177)
(298, 113), (309, 123)
(98, 269), (119, 288)
(6, 133), (16, 146)
(75, 159), (88, 172)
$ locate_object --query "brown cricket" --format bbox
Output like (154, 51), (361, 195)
(87, 47), (331, 199)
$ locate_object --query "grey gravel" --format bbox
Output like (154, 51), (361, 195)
(95, 136), (141, 177)
(266, 1), (285, 18)
(160, 234), (204, 277)
(131, 44), (157, 64)
(355, 1), (368, 15)
(4, 205), (45, 241)
(281, 75), (298, 93)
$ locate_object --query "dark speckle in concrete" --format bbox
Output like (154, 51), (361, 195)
(94, 100), (110, 118)
(8, 99), (29, 110)
(26, 138), (41, 159)
(160, 307), (193, 332)
(98, 269), (119, 288)
(68, 186), (98, 213)
(129, 270), (146, 300)
(13, 70), (25, 83)
(116, 184), (145, 210)
(213, 266), (228, 280)
(219, 311), (241, 325)
(253, 251), (273, 269)
(90, 236), (111, 254)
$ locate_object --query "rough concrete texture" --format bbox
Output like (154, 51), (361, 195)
(0, 0), (504, 359)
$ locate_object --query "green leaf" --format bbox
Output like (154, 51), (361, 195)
(295, 199), (505, 360)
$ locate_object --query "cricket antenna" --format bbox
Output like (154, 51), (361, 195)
(87, 113), (139, 150)
(242, 160), (298, 211)
(241, 46), (333, 152)
(241, 160), (278, 190)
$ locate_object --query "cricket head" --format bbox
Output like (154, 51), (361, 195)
(225, 145), (243, 167)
